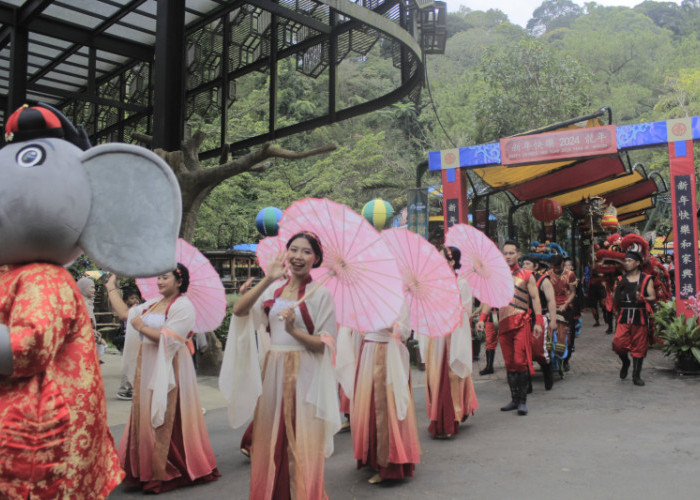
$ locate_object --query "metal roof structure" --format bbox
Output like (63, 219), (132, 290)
(0, 0), (446, 158)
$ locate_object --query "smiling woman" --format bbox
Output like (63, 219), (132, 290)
(221, 231), (339, 499)
(118, 263), (220, 493)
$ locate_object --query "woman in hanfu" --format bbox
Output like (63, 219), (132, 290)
(351, 304), (421, 484)
(220, 231), (339, 499)
(423, 246), (478, 439)
(118, 263), (220, 493)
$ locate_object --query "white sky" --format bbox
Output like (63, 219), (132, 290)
(443, 0), (684, 28)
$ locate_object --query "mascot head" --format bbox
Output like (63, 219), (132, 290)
(0, 103), (182, 277)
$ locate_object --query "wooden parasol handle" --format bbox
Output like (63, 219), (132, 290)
(279, 271), (334, 317)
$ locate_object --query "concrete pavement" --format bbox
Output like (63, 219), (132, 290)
(105, 316), (700, 499)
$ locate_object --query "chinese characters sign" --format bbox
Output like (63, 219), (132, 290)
(441, 168), (469, 230)
(408, 188), (429, 239)
(500, 125), (618, 166)
(445, 199), (459, 229)
(668, 134), (699, 317)
(672, 175), (697, 299)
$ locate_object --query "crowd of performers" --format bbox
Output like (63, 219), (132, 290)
(2, 228), (673, 498)
(112, 230), (672, 499)
(214, 230), (671, 498)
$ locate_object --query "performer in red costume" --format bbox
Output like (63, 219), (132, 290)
(547, 255), (577, 372)
(477, 240), (543, 416)
(594, 234), (625, 334)
(0, 104), (182, 499)
(522, 255), (557, 390)
(587, 267), (606, 327)
(619, 234), (671, 346)
(613, 250), (656, 386)
(477, 303), (498, 375)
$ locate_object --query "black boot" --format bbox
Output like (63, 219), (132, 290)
(501, 372), (519, 411)
(604, 310), (613, 334)
(619, 353), (630, 380)
(472, 338), (481, 361)
(632, 357), (645, 386)
(480, 349), (495, 375)
(542, 361), (554, 390)
(517, 372), (529, 416)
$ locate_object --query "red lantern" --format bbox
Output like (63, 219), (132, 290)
(532, 199), (562, 222)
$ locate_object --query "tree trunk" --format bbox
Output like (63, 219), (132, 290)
(136, 131), (335, 374)
(180, 182), (214, 242)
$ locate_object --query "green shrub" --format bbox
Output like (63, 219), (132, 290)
(654, 299), (700, 367)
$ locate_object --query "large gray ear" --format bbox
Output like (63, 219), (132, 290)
(79, 144), (182, 277)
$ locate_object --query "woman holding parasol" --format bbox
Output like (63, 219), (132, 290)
(350, 303), (422, 484)
(118, 263), (220, 493)
(423, 246), (479, 439)
(222, 231), (339, 499)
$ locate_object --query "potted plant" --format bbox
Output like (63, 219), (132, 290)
(653, 298), (700, 374)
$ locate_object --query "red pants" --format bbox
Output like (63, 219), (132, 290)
(484, 320), (498, 351)
(499, 314), (533, 374)
(612, 323), (649, 358)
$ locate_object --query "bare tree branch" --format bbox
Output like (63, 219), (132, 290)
(182, 131), (208, 172)
(131, 132), (153, 146)
(197, 143), (336, 186)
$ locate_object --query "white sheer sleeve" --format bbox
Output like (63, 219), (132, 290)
(218, 286), (273, 428)
(150, 297), (195, 427)
(304, 285), (341, 457)
(386, 303), (411, 420)
(449, 277), (473, 378)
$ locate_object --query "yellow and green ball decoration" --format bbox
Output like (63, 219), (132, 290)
(362, 198), (394, 230)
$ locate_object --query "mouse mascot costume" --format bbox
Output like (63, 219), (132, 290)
(0, 104), (182, 499)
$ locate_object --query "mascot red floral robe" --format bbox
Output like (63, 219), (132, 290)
(0, 264), (124, 498)
(0, 103), (182, 499)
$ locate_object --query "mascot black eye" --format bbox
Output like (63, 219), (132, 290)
(16, 145), (46, 168)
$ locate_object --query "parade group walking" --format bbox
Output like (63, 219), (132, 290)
(0, 104), (669, 500)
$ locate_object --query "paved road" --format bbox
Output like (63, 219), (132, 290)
(105, 316), (700, 499)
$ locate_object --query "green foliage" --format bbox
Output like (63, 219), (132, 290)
(654, 300), (700, 366)
(554, 6), (674, 122)
(66, 255), (98, 281)
(213, 293), (240, 349)
(527, 0), (583, 36)
(213, 309), (233, 349)
(473, 38), (593, 142)
(635, 0), (700, 39)
(655, 67), (700, 118)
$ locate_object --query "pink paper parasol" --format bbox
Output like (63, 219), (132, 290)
(278, 198), (404, 332)
(256, 236), (283, 274)
(381, 228), (461, 338)
(445, 224), (514, 308)
(136, 238), (227, 333)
